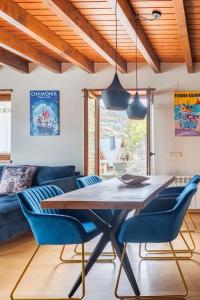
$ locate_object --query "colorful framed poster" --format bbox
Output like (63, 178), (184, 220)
(30, 90), (60, 136)
(174, 91), (200, 137)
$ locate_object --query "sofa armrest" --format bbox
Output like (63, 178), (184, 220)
(41, 175), (81, 193)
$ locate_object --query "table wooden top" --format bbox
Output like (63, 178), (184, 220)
(41, 175), (175, 210)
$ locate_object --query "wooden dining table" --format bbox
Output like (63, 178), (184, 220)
(42, 175), (175, 297)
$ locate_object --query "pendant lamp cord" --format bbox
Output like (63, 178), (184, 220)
(115, 0), (118, 74)
(136, 16), (138, 90)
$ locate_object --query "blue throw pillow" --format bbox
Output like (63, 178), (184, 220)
(33, 165), (76, 186)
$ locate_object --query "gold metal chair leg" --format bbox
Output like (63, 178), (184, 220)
(169, 241), (188, 297)
(144, 218), (196, 257)
(115, 243), (127, 299)
(72, 242), (117, 263)
(60, 245), (87, 263)
(139, 230), (193, 260)
(10, 244), (86, 300)
(116, 242), (188, 298)
(10, 245), (40, 300)
(183, 218), (196, 251)
(189, 211), (197, 230)
(188, 211), (197, 230)
(181, 212), (196, 233)
(74, 243), (116, 256)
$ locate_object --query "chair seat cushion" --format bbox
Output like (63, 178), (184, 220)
(82, 221), (97, 234)
(81, 221), (100, 243)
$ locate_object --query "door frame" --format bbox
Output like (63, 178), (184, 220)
(83, 89), (100, 176)
(0, 89), (12, 162)
(83, 88), (155, 176)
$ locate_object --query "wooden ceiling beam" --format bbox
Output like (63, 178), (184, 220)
(0, 0), (94, 73)
(0, 47), (29, 73)
(43, 0), (127, 73)
(0, 27), (61, 73)
(107, 0), (160, 73)
(172, 0), (193, 73)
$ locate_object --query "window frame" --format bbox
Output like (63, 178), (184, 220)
(0, 89), (12, 162)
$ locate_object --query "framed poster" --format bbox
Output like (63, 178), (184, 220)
(174, 91), (200, 136)
(30, 90), (60, 136)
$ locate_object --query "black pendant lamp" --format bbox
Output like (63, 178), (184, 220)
(102, 0), (130, 111)
(127, 17), (148, 120)
(127, 91), (147, 119)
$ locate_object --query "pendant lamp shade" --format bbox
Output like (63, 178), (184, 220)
(102, 0), (130, 111)
(102, 73), (130, 111)
(127, 92), (148, 120)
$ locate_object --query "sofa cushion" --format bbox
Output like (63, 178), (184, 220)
(32, 165), (75, 186)
(0, 165), (37, 194)
(0, 193), (30, 241)
(0, 194), (20, 225)
(0, 208), (30, 241)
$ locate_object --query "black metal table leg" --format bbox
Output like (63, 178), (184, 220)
(68, 209), (140, 297)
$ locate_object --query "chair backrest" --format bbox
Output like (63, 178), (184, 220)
(17, 185), (63, 217)
(187, 175), (200, 186)
(17, 185), (91, 245)
(77, 175), (102, 188)
(170, 182), (197, 239)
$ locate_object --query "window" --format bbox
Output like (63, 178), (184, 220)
(99, 96), (148, 178)
(84, 88), (154, 177)
(0, 92), (11, 161)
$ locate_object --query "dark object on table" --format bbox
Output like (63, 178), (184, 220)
(118, 174), (149, 185)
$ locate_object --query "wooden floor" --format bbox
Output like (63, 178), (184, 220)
(1, 213), (200, 300)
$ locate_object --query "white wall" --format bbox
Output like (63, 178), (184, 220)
(0, 63), (200, 175)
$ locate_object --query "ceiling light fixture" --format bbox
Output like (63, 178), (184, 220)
(127, 10), (161, 119)
(127, 15), (148, 120)
(102, 0), (130, 111)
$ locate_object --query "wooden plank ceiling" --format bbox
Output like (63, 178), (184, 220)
(0, 0), (197, 73)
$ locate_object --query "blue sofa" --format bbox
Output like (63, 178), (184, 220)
(0, 165), (80, 242)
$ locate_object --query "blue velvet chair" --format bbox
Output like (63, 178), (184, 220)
(77, 175), (113, 222)
(159, 175), (200, 196)
(144, 175), (200, 255)
(76, 175), (116, 260)
(138, 188), (195, 258)
(11, 185), (101, 300)
(115, 183), (197, 298)
(77, 175), (102, 188)
(159, 175), (200, 232)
